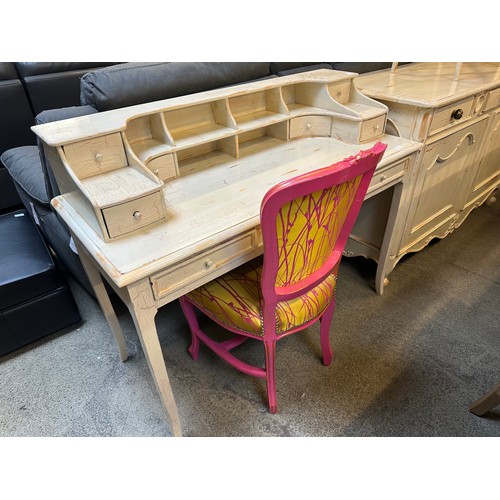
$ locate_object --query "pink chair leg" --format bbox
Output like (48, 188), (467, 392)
(264, 339), (278, 414)
(179, 297), (200, 360)
(319, 298), (335, 366)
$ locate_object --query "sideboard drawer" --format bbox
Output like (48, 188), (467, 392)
(102, 191), (164, 238)
(151, 230), (259, 300)
(289, 116), (332, 139)
(484, 87), (500, 111)
(430, 97), (474, 135)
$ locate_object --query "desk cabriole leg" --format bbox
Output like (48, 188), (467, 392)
(125, 278), (183, 437)
(75, 240), (128, 362)
(375, 181), (406, 295)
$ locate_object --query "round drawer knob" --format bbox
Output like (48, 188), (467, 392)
(452, 109), (464, 120)
(306, 123), (312, 129)
(204, 259), (213, 269)
(132, 211), (142, 220)
(380, 174), (387, 182)
(95, 153), (104, 162)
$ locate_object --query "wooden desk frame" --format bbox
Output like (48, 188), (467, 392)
(34, 70), (423, 435)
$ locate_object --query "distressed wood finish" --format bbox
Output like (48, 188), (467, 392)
(34, 69), (425, 435)
(356, 62), (500, 259)
(34, 70), (388, 243)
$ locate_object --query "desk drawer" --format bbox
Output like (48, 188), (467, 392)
(359, 115), (385, 142)
(63, 133), (127, 179)
(367, 157), (409, 195)
(289, 116), (332, 139)
(328, 81), (351, 104)
(102, 191), (164, 238)
(429, 97), (474, 135)
(151, 230), (259, 300)
(146, 154), (178, 181)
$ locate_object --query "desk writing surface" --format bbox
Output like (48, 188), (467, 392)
(52, 134), (419, 288)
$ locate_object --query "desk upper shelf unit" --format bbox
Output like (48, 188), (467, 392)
(33, 69), (388, 242)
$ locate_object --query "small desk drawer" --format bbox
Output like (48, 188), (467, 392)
(63, 133), (127, 179)
(359, 115), (385, 142)
(151, 231), (259, 300)
(429, 97), (474, 135)
(289, 116), (332, 139)
(328, 81), (351, 104)
(146, 154), (178, 181)
(367, 158), (409, 195)
(102, 191), (164, 238)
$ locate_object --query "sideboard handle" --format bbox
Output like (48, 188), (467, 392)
(436, 133), (475, 163)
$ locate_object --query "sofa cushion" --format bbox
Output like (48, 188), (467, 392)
(80, 62), (272, 111)
(330, 62), (403, 74)
(0, 79), (36, 154)
(15, 63), (117, 115)
(14, 62), (119, 78)
(0, 62), (18, 80)
(269, 62), (333, 75)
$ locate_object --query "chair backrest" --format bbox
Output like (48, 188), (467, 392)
(260, 141), (387, 307)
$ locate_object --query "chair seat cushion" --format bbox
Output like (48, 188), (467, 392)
(186, 258), (336, 337)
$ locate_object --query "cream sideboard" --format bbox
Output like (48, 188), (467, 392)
(32, 69), (422, 435)
(356, 62), (500, 259)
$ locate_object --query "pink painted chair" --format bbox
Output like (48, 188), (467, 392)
(179, 142), (387, 413)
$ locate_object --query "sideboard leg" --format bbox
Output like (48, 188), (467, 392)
(469, 383), (500, 416)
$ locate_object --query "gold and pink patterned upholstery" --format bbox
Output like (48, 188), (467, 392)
(186, 258), (337, 337)
(180, 142), (387, 414)
(274, 177), (362, 287)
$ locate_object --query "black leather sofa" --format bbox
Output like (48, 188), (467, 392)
(0, 62), (119, 355)
(0, 61), (395, 356)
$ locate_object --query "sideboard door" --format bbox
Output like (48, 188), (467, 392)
(400, 118), (488, 253)
(465, 109), (500, 207)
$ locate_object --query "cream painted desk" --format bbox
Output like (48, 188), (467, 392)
(33, 70), (422, 435)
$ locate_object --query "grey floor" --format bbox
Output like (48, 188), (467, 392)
(1, 200), (499, 438)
